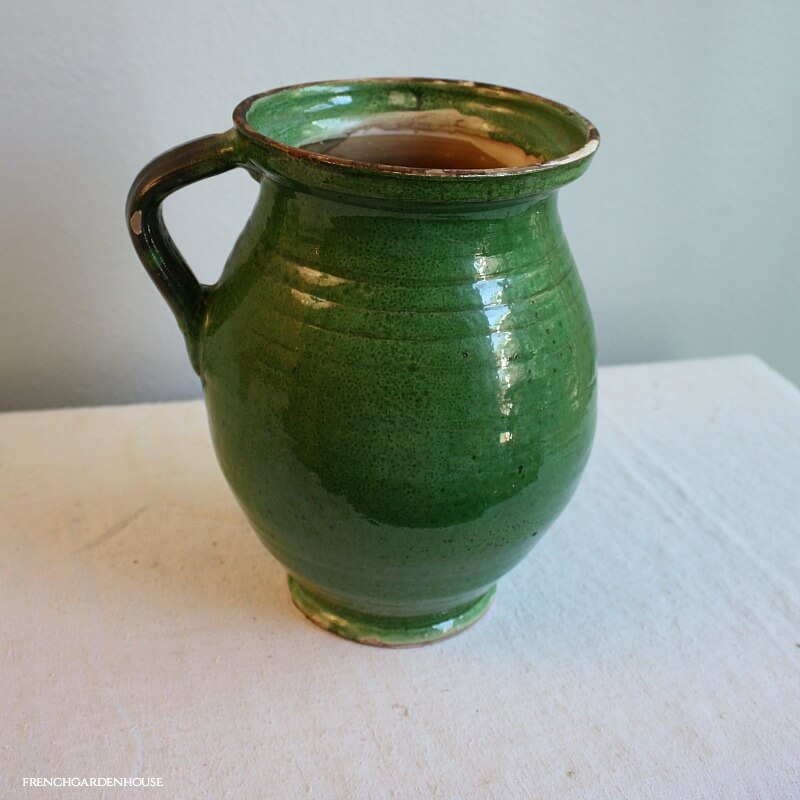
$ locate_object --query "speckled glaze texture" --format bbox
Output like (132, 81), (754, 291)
(126, 78), (599, 646)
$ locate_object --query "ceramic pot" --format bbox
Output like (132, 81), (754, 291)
(126, 78), (599, 646)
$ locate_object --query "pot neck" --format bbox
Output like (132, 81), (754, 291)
(242, 178), (565, 289)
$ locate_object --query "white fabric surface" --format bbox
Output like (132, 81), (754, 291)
(2, 355), (799, 799)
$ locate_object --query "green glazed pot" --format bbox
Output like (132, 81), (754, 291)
(126, 78), (599, 646)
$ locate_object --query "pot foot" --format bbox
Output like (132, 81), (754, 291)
(287, 576), (495, 648)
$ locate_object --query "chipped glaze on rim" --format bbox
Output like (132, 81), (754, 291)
(232, 77), (600, 179)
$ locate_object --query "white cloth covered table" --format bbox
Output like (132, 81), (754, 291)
(2, 355), (799, 799)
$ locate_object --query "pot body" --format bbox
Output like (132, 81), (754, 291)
(200, 178), (596, 628)
(125, 78), (600, 645)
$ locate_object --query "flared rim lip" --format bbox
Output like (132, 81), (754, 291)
(232, 77), (600, 178)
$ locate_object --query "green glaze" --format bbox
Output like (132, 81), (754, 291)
(126, 78), (599, 646)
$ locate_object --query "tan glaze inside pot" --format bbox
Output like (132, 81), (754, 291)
(297, 108), (546, 171)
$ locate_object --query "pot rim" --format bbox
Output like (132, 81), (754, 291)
(232, 77), (600, 179)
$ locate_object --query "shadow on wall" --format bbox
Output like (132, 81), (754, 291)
(0, 11), (258, 412)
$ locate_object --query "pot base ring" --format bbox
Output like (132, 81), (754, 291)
(288, 576), (496, 648)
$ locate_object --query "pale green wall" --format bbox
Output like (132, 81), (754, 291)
(0, 0), (798, 409)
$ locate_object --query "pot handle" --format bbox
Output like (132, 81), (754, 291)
(125, 130), (244, 373)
